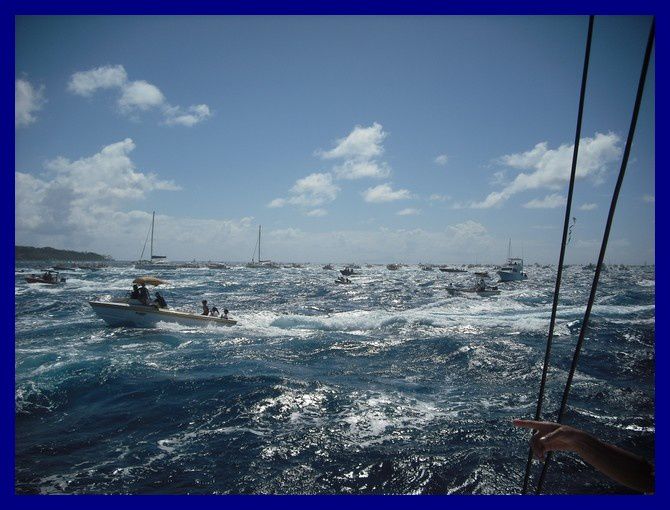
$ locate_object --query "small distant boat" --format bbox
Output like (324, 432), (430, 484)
(135, 211), (179, 270)
(419, 264), (434, 271)
(340, 267), (355, 276)
(439, 266), (467, 273)
(335, 276), (352, 285)
(447, 284), (500, 297)
(323, 264), (334, 270)
(206, 262), (228, 269)
(52, 265), (76, 271)
(89, 276), (237, 328)
(474, 271), (490, 277)
(25, 270), (66, 285)
(349, 264), (361, 269)
(497, 240), (528, 281)
(246, 226), (279, 268)
(386, 264), (400, 271)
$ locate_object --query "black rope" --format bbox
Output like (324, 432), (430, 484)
(521, 14), (594, 494)
(535, 17), (655, 494)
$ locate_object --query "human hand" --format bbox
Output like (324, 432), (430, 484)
(513, 419), (583, 461)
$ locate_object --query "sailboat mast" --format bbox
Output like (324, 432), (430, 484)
(508, 238), (511, 259)
(258, 225), (262, 262)
(150, 211), (155, 260)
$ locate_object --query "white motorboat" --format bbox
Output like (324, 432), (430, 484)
(89, 276), (237, 328)
(447, 284), (501, 297)
(135, 211), (178, 270)
(497, 258), (528, 281)
(246, 225), (279, 268)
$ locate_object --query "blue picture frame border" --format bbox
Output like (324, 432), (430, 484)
(2, 1), (664, 508)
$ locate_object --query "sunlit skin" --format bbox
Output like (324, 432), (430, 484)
(514, 419), (654, 494)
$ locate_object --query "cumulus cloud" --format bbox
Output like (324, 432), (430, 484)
(67, 64), (211, 126)
(580, 203), (598, 211)
(15, 78), (46, 128)
(435, 154), (449, 166)
(68, 65), (128, 96)
(318, 123), (391, 180)
(118, 80), (165, 112)
(397, 208), (420, 216)
(16, 139), (179, 238)
(523, 193), (566, 209)
(307, 208), (328, 217)
(268, 172), (340, 209)
(472, 133), (622, 208)
(363, 183), (412, 203)
(429, 193), (450, 202)
(163, 104), (212, 127)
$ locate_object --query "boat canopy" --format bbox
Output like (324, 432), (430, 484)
(132, 276), (167, 286)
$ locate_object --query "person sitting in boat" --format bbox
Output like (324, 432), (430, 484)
(475, 278), (486, 292)
(138, 283), (151, 305)
(130, 284), (140, 300)
(201, 300), (210, 316)
(223, 308), (229, 319)
(154, 291), (168, 309)
(210, 306), (220, 317)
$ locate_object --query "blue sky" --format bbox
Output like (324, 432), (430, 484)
(15, 15), (654, 263)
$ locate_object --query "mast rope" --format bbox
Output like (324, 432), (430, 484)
(521, 14), (594, 494)
(524, 16), (656, 494)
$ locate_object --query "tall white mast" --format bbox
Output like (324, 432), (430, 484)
(150, 211), (155, 260)
(258, 225), (262, 263)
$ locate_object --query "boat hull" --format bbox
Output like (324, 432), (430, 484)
(89, 301), (237, 328)
(497, 271), (527, 281)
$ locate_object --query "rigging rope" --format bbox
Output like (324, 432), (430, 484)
(534, 17), (654, 494)
(521, 15), (594, 494)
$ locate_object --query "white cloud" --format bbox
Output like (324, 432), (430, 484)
(318, 123), (391, 181)
(446, 220), (489, 241)
(268, 172), (340, 209)
(642, 194), (655, 204)
(523, 193), (566, 209)
(307, 208), (328, 217)
(16, 139), (179, 237)
(579, 203), (598, 211)
(397, 208), (420, 216)
(333, 159), (390, 180)
(68, 64), (210, 126)
(318, 122), (386, 160)
(435, 154), (449, 166)
(118, 80), (165, 112)
(472, 133), (622, 208)
(163, 104), (212, 127)
(363, 183), (412, 203)
(15, 78), (46, 128)
(268, 198), (287, 208)
(429, 193), (450, 202)
(67, 65), (128, 96)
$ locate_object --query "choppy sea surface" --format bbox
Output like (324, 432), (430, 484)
(15, 263), (655, 494)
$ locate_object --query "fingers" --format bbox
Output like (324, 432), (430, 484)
(513, 419), (558, 435)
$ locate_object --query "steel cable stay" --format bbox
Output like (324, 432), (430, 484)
(521, 16), (655, 494)
(521, 14), (594, 495)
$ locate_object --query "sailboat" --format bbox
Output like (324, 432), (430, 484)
(246, 225), (279, 268)
(135, 211), (178, 270)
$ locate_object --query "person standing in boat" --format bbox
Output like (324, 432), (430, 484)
(130, 284), (140, 300)
(138, 283), (150, 305)
(201, 300), (209, 315)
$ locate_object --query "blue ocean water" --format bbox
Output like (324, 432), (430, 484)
(14, 263), (655, 494)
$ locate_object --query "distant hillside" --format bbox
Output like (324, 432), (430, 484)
(16, 246), (112, 261)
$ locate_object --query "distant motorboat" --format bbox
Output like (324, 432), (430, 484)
(474, 271), (490, 277)
(323, 264), (334, 270)
(439, 266), (467, 273)
(335, 276), (352, 285)
(447, 284), (500, 297)
(25, 270), (65, 285)
(386, 264), (400, 271)
(419, 264), (434, 271)
(497, 258), (527, 281)
(340, 267), (355, 276)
